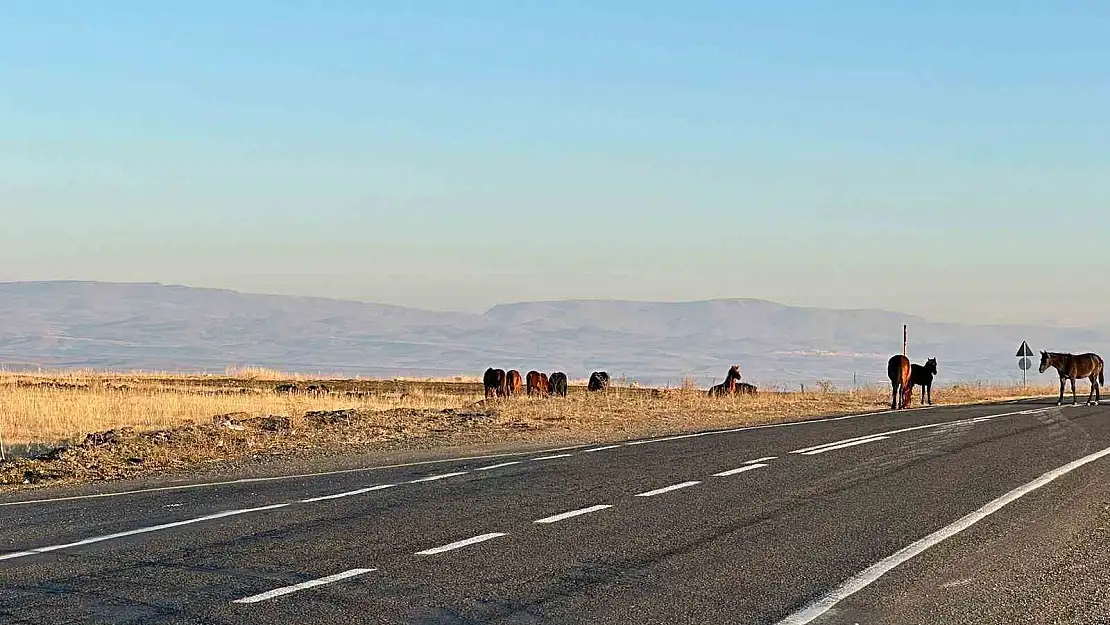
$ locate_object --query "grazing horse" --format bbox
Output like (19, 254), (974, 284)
(483, 368), (507, 399)
(1039, 351), (1104, 405)
(506, 370), (524, 396)
(908, 358), (937, 406)
(274, 383), (298, 395)
(709, 365), (743, 397)
(549, 372), (568, 397)
(887, 355), (912, 410)
(526, 370), (548, 396)
(588, 371), (610, 392)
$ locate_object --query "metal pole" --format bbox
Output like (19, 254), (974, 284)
(903, 325), (907, 357)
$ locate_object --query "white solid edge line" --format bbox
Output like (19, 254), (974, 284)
(300, 484), (396, 503)
(744, 456), (778, 464)
(232, 568), (377, 604)
(534, 505), (613, 524)
(714, 463), (769, 477)
(415, 532), (507, 556)
(0, 503), (290, 561)
(584, 445), (623, 452)
(775, 443), (1110, 625)
(408, 471), (468, 483)
(475, 461), (522, 471)
(532, 454), (574, 461)
(801, 436), (890, 456)
(635, 481), (702, 497)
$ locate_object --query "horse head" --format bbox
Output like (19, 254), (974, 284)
(1039, 350), (1050, 374)
(925, 358), (937, 375)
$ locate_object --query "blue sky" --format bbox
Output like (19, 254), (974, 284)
(2, 2), (1107, 324)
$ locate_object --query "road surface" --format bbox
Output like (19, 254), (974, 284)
(1, 399), (1108, 624)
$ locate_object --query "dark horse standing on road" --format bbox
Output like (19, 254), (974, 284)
(908, 358), (937, 406)
(1039, 351), (1104, 405)
(887, 355), (912, 410)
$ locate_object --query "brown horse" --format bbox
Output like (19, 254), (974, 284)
(526, 370), (548, 396)
(709, 365), (756, 396)
(887, 355), (912, 409)
(1039, 351), (1104, 405)
(506, 370), (524, 396)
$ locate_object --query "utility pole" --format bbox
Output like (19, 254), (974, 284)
(903, 324), (908, 357)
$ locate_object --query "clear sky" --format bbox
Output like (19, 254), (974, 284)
(2, 2), (1107, 325)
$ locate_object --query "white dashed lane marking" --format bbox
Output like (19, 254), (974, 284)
(408, 472), (469, 484)
(801, 436), (890, 455)
(583, 445), (623, 452)
(232, 568), (377, 604)
(534, 505), (613, 525)
(475, 461), (522, 471)
(300, 484), (397, 503)
(635, 481), (702, 497)
(415, 533), (508, 556)
(744, 456), (777, 464)
(713, 463), (770, 477)
(532, 454), (574, 461)
(0, 504), (291, 562)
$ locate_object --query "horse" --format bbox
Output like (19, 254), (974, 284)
(1039, 350), (1104, 405)
(549, 372), (568, 397)
(506, 370), (524, 396)
(887, 355), (912, 410)
(908, 358), (937, 406)
(483, 368), (507, 399)
(709, 365), (743, 397)
(588, 371), (610, 392)
(526, 370), (548, 396)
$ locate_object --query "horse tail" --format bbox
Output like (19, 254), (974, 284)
(1100, 357), (1105, 386)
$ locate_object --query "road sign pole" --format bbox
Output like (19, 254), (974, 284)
(903, 325), (907, 357)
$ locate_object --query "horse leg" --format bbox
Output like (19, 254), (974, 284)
(1088, 375), (1098, 405)
(926, 383), (932, 405)
(1071, 377), (1078, 405)
(890, 383), (897, 410)
(1058, 378), (1065, 405)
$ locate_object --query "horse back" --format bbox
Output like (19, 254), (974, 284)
(887, 355), (910, 384)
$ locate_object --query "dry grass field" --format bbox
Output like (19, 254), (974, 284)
(0, 370), (1055, 489)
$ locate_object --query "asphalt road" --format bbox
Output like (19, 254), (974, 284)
(1, 398), (1108, 624)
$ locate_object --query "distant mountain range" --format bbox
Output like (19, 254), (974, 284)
(1, 281), (1104, 388)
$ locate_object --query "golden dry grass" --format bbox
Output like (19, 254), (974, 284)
(0, 370), (1055, 448)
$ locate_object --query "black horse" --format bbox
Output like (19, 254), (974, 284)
(908, 358), (937, 406)
(483, 367), (507, 399)
(588, 371), (610, 392)
(549, 372), (568, 397)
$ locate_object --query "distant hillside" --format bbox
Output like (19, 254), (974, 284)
(0, 281), (1104, 388)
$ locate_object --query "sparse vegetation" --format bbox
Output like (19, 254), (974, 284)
(0, 370), (1055, 489)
